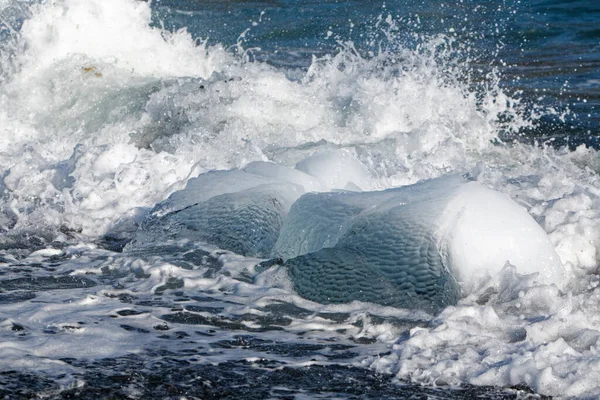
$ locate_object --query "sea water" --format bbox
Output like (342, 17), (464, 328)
(0, 0), (599, 398)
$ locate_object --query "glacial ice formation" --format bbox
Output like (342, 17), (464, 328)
(127, 153), (565, 313)
(126, 152), (369, 256)
(126, 166), (306, 257)
(274, 175), (565, 313)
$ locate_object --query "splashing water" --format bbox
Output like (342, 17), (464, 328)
(0, 0), (599, 397)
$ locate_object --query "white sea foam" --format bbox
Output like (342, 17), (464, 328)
(0, 0), (599, 397)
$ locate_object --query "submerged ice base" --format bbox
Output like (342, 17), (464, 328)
(128, 154), (565, 314)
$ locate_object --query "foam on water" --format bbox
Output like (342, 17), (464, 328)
(0, 0), (599, 397)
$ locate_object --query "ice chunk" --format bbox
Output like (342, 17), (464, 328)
(273, 175), (565, 312)
(128, 159), (564, 314)
(126, 162), (309, 256)
(151, 169), (273, 218)
(151, 161), (322, 218)
(127, 183), (302, 257)
(276, 176), (465, 313)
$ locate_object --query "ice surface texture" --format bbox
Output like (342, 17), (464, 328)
(127, 153), (366, 256)
(127, 178), (304, 257)
(128, 156), (564, 313)
(276, 177), (465, 314)
(132, 184), (291, 257)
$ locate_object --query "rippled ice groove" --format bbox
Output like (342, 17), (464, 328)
(130, 185), (291, 258)
(283, 196), (459, 314)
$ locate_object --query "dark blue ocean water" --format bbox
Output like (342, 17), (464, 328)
(154, 0), (600, 147)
